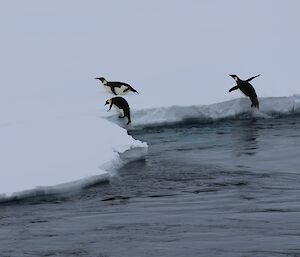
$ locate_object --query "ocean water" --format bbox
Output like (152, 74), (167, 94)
(1, 115), (300, 257)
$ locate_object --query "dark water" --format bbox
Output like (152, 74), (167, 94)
(1, 116), (300, 257)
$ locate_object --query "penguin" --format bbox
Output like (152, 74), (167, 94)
(96, 77), (139, 95)
(228, 74), (260, 108)
(105, 97), (131, 125)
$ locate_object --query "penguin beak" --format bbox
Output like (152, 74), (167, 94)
(229, 75), (237, 80)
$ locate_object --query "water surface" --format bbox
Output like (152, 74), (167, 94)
(1, 116), (300, 257)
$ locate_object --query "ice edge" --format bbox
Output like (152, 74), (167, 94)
(0, 125), (148, 203)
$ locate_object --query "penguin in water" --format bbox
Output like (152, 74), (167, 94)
(228, 74), (260, 108)
(105, 97), (131, 125)
(96, 77), (139, 95)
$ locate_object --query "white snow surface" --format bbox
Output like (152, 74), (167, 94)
(0, 114), (147, 200)
(1, 93), (300, 201)
(107, 95), (300, 128)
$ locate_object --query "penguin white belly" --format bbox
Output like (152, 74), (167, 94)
(114, 85), (129, 95)
(113, 105), (124, 117)
(104, 85), (113, 94)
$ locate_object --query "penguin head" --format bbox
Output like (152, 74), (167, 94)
(95, 77), (108, 85)
(229, 75), (240, 82)
(105, 99), (112, 106)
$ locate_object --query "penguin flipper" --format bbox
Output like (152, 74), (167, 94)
(111, 87), (118, 95)
(246, 74), (260, 82)
(229, 86), (239, 92)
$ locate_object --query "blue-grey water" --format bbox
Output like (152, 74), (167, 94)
(1, 116), (300, 257)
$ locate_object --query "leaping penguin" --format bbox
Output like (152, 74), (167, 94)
(96, 77), (139, 95)
(105, 97), (131, 125)
(228, 74), (260, 108)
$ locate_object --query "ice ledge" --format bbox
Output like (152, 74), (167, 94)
(0, 142), (148, 203)
(0, 116), (148, 203)
(106, 95), (300, 129)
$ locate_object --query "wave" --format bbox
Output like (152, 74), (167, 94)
(106, 95), (300, 128)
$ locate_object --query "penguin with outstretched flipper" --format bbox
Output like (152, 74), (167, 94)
(229, 74), (260, 109)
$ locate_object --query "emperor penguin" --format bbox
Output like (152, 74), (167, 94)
(96, 77), (139, 95)
(105, 97), (131, 125)
(228, 74), (260, 108)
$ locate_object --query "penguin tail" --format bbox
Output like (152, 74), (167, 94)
(131, 88), (139, 94)
(127, 85), (138, 94)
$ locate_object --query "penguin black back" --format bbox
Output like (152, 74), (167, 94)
(105, 97), (131, 125)
(229, 74), (260, 109)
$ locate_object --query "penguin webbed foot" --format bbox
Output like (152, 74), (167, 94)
(251, 103), (259, 109)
